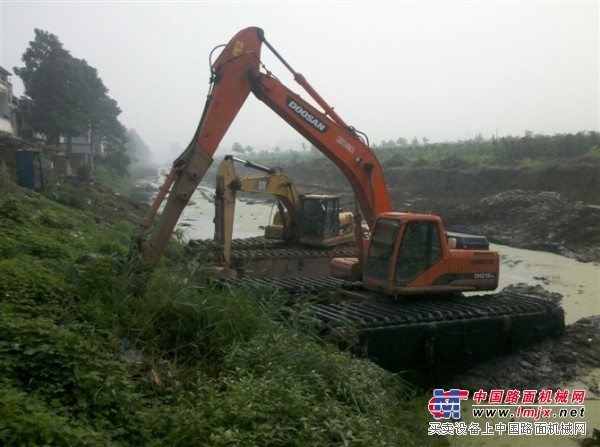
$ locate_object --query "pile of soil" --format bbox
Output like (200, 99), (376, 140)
(433, 189), (600, 263)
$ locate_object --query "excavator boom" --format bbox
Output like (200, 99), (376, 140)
(248, 71), (392, 228)
(139, 27), (390, 265)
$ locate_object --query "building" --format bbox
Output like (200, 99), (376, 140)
(1, 65), (109, 185)
(0, 65), (64, 187)
(0, 66), (19, 136)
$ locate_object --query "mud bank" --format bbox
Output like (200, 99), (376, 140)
(437, 190), (600, 263)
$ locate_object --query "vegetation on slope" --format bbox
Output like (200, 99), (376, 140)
(0, 181), (441, 446)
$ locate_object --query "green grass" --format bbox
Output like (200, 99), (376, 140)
(93, 163), (134, 196)
(0, 183), (446, 446)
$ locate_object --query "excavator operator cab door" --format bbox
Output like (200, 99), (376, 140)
(298, 196), (339, 246)
(393, 220), (443, 286)
(364, 218), (401, 286)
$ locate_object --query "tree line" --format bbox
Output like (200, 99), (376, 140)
(232, 130), (599, 171)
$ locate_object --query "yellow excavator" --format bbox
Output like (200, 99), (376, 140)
(212, 155), (357, 276)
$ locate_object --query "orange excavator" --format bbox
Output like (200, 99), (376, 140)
(139, 27), (498, 295)
(137, 27), (564, 373)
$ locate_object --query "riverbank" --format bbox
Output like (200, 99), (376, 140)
(247, 152), (600, 263)
(426, 189), (600, 264)
(0, 182), (438, 447)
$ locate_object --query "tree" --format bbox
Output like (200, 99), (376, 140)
(126, 128), (154, 169)
(396, 137), (408, 147)
(126, 129), (149, 158)
(101, 149), (131, 177)
(92, 96), (126, 149)
(14, 29), (65, 86)
(14, 30), (77, 145)
(231, 142), (245, 154)
(14, 29), (125, 152)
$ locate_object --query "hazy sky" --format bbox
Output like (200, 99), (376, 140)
(1, 1), (598, 162)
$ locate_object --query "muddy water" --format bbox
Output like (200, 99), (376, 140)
(461, 247), (599, 447)
(177, 186), (599, 446)
(488, 245), (599, 325)
(178, 186), (281, 241)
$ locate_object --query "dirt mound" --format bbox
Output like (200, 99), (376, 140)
(434, 189), (600, 263)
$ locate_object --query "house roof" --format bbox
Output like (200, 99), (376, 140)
(0, 66), (13, 77)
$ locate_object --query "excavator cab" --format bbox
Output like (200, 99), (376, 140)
(362, 213), (499, 295)
(365, 216), (442, 285)
(298, 195), (354, 247)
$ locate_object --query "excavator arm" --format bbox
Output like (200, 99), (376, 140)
(223, 155), (303, 227)
(139, 26), (391, 265)
(139, 28), (263, 265)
